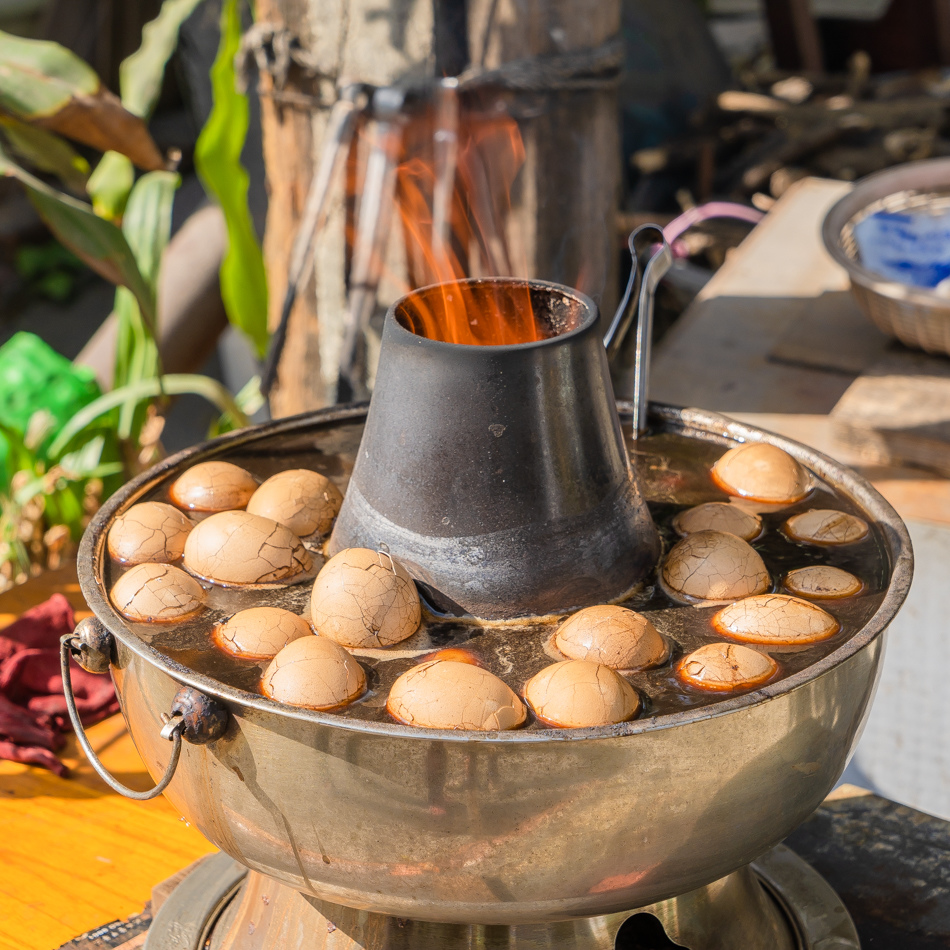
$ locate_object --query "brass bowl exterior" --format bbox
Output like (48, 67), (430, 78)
(80, 404), (912, 926)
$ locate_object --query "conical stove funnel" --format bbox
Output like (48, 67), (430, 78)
(329, 278), (659, 618)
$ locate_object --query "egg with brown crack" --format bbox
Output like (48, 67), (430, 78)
(387, 659), (526, 730)
(169, 461), (258, 512)
(524, 660), (640, 728)
(107, 501), (193, 564)
(111, 563), (205, 622)
(311, 548), (421, 648)
(183, 511), (312, 585)
(214, 607), (312, 658)
(677, 643), (777, 692)
(711, 444), (810, 504)
(261, 636), (365, 710)
(784, 509), (869, 546)
(784, 565), (862, 600)
(246, 469), (343, 537)
(712, 594), (839, 645)
(660, 530), (770, 604)
(672, 502), (762, 541)
(554, 605), (668, 670)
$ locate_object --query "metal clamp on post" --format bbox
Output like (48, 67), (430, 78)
(60, 633), (183, 801)
(603, 224), (673, 437)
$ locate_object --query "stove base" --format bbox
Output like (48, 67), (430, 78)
(144, 846), (859, 950)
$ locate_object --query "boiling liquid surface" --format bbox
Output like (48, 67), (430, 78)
(103, 423), (890, 729)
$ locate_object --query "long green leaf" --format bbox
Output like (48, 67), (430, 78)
(49, 374), (250, 458)
(0, 116), (89, 192)
(0, 30), (163, 170)
(120, 0), (205, 119)
(0, 145), (156, 331)
(87, 150), (134, 220)
(195, 0), (269, 358)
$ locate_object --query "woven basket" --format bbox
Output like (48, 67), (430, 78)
(822, 158), (950, 356)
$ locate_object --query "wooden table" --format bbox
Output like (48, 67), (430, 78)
(0, 566), (215, 950)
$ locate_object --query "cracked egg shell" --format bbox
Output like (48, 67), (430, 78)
(711, 444), (810, 504)
(677, 643), (777, 692)
(387, 659), (526, 731)
(784, 565), (863, 600)
(169, 461), (258, 512)
(524, 660), (640, 729)
(246, 469), (343, 537)
(111, 562), (205, 623)
(672, 502), (762, 541)
(554, 605), (668, 670)
(215, 607), (312, 659)
(784, 509), (869, 546)
(183, 510), (312, 585)
(712, 593), (839, 645)
(261, 635), (365, 710)
(107, 501), (193, 564)
(311, 548), (421, 648)
(660, 530), (770, 604)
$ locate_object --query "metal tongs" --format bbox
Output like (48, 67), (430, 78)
(602, 224), (673, 439)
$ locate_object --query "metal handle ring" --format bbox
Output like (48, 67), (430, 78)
(60, 634), (183, 801)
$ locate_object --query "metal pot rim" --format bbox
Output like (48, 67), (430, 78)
(78, 401), (913, 744)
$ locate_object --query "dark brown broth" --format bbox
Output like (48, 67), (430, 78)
(103, 423), (890, 729)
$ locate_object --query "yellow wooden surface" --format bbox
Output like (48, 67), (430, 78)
(0, 566), (216, 950)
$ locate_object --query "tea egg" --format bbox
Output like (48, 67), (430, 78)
(712, 594), (839, 645)
(554, 605), (668, 670)
(261, 636), (365, 710)
(183, 510), (312, 585)
(215, 607), (313, 658)
(111, 562), (205, 623)
(712, 444), (810, 504)
(784, 565), (863, 599)
(784, 509), (869, 546)
(677, 643), (777, 692)
(169, 461), (258, 512)
(107, 501), (193, 564)
(524, 660), (640, 728)
(672, 502), (762, 541)
(387, 659), (526, 730)
(660, 530), (770, 603)
(246, 469), (343, 537)
(311, 548), (421, 648)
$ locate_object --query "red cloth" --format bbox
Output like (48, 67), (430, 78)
(0, 594), (119, 775)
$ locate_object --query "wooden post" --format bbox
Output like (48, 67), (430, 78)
(256, 0), (621, 415)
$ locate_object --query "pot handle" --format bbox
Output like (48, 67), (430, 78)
(602, 224), (673, 437)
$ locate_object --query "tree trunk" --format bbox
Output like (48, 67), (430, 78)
(256, 0), (620, 415)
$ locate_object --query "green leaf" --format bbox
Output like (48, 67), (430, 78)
(0, 144), (156, 333)
(120, 0), (205, 119)
(0, 30), (164, 170)
(195, 0), (269, 358)
(0, 115), (89, 192)
(87, 150), (134, 221)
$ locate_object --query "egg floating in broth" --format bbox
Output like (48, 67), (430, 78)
(215, 606), (312, 658)
(554, 605), (668, 670)
(311, 548), (421, 648)
(387, 659), (526, 730)
(784, 565), (863, 599)
(246, 469), (343, 538)
(677, 643), (777, 692)
(672, 502), (762, 541)
(261, 636), (366, 710)
(712, 443), (810, 505)
(660, 530), (770, 604)
(168, 460), (258, 512)
(712, 594), (839, 646)
(784, 509), (869, 546)
(111, 562), (205, 623)
(107, 501), (193, 564)
(524, 660), (640, 728)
